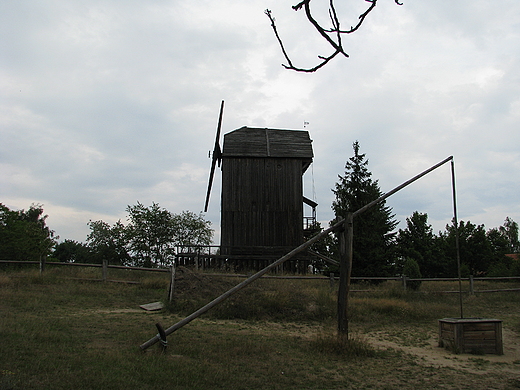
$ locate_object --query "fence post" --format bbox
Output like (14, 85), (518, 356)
(39, 255), (46, 275)
(102, 259), (108, 282)
(168, 265), (176, 303)
(338, 212), (353, 337)
(402, 274), (407, 291)
(329, 272), (335, 289)
(469, 275), (474, 295)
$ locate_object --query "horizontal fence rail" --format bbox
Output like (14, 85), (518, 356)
(2, 259), (520, 292)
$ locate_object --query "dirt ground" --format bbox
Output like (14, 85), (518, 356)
(364, 327), (520, 375)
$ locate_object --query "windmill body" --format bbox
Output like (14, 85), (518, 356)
(218, 127), (314, 259)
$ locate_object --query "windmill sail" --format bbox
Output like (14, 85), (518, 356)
(204, 100), (224, 212)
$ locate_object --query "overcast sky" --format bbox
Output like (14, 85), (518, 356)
(2, 0), (519, 244)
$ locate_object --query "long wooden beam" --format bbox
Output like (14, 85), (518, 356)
(140, 155), (456, 349)
(353, 156), (453, 217)
(139, 218), (345, 350)
(307, 249), (339, 267)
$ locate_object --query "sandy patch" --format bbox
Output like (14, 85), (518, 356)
(364, 327), (520, 374)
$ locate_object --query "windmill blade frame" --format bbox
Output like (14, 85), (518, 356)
(204, 100), (224, 212)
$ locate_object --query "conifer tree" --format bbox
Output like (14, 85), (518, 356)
(331, 141), (397, 277)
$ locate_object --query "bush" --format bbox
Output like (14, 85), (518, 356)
(403, 258), (422, 291)
(487, 262), (512, 277)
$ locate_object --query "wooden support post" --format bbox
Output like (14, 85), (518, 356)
(39, 255), (45, 275)
(329, 272), (335, 289)
(469, 275), (474, 295)
(102, 259), (108, 282)
(338, 212), (353, 337)
(402, 275), (407, 290)
(451, 159), (464, 319)
(168, 265), (176, 303)
(155, 322), (168, 351)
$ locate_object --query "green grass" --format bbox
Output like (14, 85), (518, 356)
(1, 267), (520, 389)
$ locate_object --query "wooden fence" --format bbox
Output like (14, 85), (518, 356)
(174, 245), (314, 274)
(2, 259), (520, 294)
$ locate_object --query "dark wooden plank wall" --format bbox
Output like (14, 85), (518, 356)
(221, 157), (304, 250)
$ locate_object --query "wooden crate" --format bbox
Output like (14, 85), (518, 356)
(438, 318), (503, 355)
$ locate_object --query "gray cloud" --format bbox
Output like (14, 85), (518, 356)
(2, 0), (519, 242)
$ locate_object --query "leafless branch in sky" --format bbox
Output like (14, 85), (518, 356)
(266, 0), (403, 72)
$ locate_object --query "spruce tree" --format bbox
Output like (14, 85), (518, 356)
(331, 141), (397, 277)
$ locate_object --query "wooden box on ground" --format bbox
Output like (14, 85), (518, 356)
(438, 318), (503, 355)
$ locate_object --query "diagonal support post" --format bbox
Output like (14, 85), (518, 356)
(140, 218), (346, 350)
(140, 156), (457, 349)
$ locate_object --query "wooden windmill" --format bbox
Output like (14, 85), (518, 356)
(204, 102), (315, 268)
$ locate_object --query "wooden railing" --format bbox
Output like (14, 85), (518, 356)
(2, 259), (520, 294)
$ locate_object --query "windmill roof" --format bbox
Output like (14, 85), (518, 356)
(222, 127), (313, 159)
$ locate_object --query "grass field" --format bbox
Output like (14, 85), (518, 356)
(1, 266), (520, 389)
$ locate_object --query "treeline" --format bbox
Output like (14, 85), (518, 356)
(55, 202), (213, 267)
(1, 200), (518, 277)
(313, 141), (520, 279)
(0, 202), (213, 268)
(2, 141), (519, 277)
(393, 213), (519, 278)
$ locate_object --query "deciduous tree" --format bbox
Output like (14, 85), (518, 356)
(0, 203), (57, 261)
(396, 212), (446, 277)
(125, 202), (176, 267)
(86, 219), (130, 265)
(171, 210), (213, 248)
(53, 239), (92, 263)
(499, 217), (519, 253)
(440, 220), (492, 276)
(86, 203), (213, 267)
(486, 217), (520, 276)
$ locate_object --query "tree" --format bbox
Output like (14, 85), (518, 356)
(309, 220), (337, 274)
(126, 204), (213, 267)
(331, 141), (397, 277)
(396, 212), (446, 278)
(499, 217), (519, 253)
(487, 227), (510, 257)
(53, 239), (92, 263)
(440, 220), (492, 276)
(125, 202), (177, 267)
(171, 210), (213, 248)
(265, 0), (403, 72)
(86, 202), (214, 267)
(87, 219), (131, 265)
(486, 217), (520, 276)
(0, 203), (58, 261)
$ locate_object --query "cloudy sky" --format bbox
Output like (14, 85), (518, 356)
(2, 0), (519, 244)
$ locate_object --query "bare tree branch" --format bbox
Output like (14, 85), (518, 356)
(266, 0), (403, 72)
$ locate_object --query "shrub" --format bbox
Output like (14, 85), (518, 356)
(403, 258), (422, 291)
